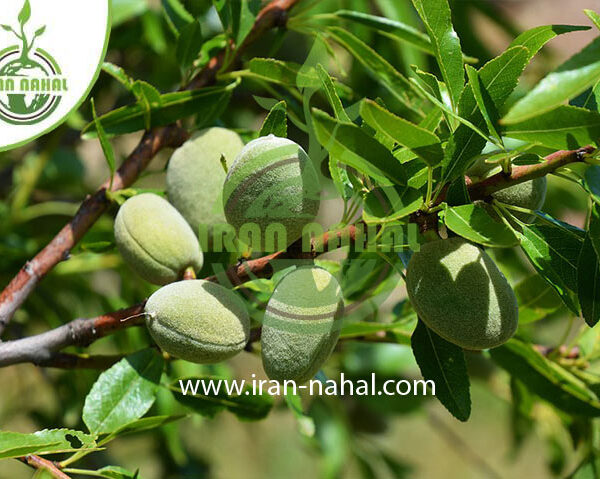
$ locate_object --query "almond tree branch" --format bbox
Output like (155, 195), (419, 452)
(18, 455), (71, 479)
(0, 0), (302, 337)
(465, 145), (597, 201)
(0, 226), (356, 368)
(0, 140), (593, 367)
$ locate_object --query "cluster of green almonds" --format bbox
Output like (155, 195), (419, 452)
(113, 127), (539, 376)
(114, 129), (341, 380)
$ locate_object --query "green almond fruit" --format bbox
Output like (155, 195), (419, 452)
(114, 193), (203, 285)
(223, 135), (321, 248)
(145, 279), (250, 363)
(406, 237), (518, 350)
(261, 266), (344, 383)
(166, 127), (245, 232)
(491, 177), (547, 223)
(467, 159), (547, 223)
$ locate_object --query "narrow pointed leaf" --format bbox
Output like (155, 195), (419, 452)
(363, 186), (423, 224)
(176, 20), (203, 70)
(317, 64), (350, 122)
(444, 204), (519, 247)
(82, 82), (238, 138)
(441, 46), (529, 184)
(578, 234), (600, 327)
(411, 320), (471, 422)
(325, 27), (423, 122)
(465, 65), (502, 143)
(490, 339), (600, 417)
(360, 99), (443, 166)
(91, 99), (116, 188)
(503, 37), (600, 124)
(503, 105), (600, 150)
(509, 24), (590, 61)
(162, 0), (193, 33)
(259, 100), (287, 137)
(518, 222), (584, 314)
(312, 109), (407, 186)
(585, 10), (600, 31)
(590, 203), (600, 258)
(410, 0), (464, 109)
(334, 9), (433, 54)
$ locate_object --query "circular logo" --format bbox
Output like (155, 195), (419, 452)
(0, 45), (62, 125)
(0, 0), (110, 151)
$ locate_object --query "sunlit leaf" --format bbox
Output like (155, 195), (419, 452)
(503, 37), (600, 124)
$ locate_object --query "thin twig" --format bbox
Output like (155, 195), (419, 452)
(466, 146), (596, 200)
(0, 225), (357, 368)
(18, 455), (71, 479)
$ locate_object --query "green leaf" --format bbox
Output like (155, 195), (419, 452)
(444, 204), (519, 247)
(445, 177), (471, 206)
(176, 20), (203, 71)
(161, 0), (193, 34)
(170, 377), (274, 421)
(515, 274), (563, 324)
(441, 46), (529, 184)
(111, 0), (148, 27)
(82, 81), (238, 138)
(411, 320), (471, 422)
(333, 9), (433, 55)
(95, 466), (139, 479)
(590, 203), (600, 258)
(104, 415), (185, 439)
(360, 99), (443, 166)
(509, 24), (591, 62)
(248, 58), (319, 88)
(409, 76), (495, 146)
(518, 222), (584, 314)
(18, 0), (31, 26)
(503, 37), (600, 124)
(285, 392), (315, 438)
(91, 99), (116, 189)
(503, 105), (600, 150)
(312, 109), (407, 186)
(410, 0), (464, 109)
(212, 0), (232, 32)
(465, 65), (502, 144)
(0, 429), (95, 459)
(362, 186), (423, 224)
(340, 318), (416, 342)
(102, 63), (133, 91)
(325, 27), (422, 122)
(317, 64), (350, 122)
(259, 100), (287, 137)
(585, 166), (600, 205)
(490, 339), (600, 417)
(231, 0), (262, 47)
(130, 81), (163, 131)
(82, 350), (164, 436)
(585, 10), (600, 31)
(578, 234), (600, 327)
(568, 455), (600, 479)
